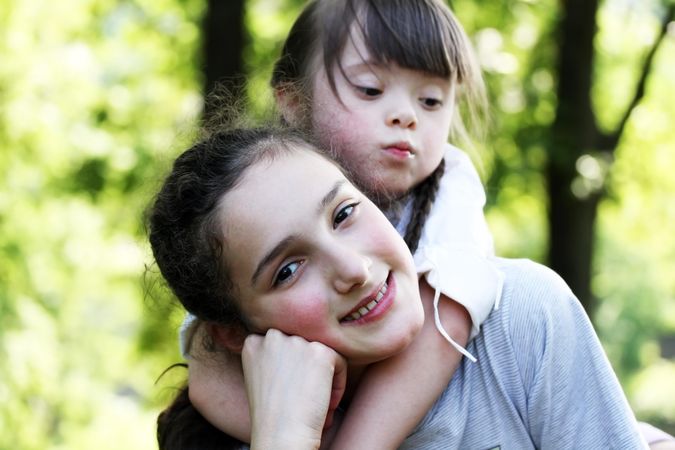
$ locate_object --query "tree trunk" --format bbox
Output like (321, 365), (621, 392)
(202, 0), (247, 114)
(547, 167), (601, 315)
(547, 0), (601, 314)
(546, 0), (672, 318)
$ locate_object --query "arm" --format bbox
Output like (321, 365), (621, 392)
(188, 324), (252, 442)
(157, 385), (247, 450)
(329, 278), (470, 450)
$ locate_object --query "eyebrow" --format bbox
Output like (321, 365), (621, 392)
(250, 180), (346, 287)
(318, 180), (345, 214)
(250, 235), (299, 287)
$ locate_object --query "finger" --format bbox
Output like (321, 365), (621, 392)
(324, 352), (347, 429)
(241, 334), (262, 365)
(329, 352), (347, 411)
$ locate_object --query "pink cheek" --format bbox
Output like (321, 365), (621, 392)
(365, 223), (396, 251)
(279, 293), (330, 336)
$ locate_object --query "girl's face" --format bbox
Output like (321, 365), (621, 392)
(309, 29), (455, 199)
(219, 148), (424, 365)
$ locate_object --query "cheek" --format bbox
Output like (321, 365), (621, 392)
(424, 127), (448, 154)
(315, 113), (356, 148)
(365, 214), (410, 262)
(419, 133), (446, 174)
(367, 227), (395, 252)
(312, 102), (366, 152)
(274, 292), (331, 336)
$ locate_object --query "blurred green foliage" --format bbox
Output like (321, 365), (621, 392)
(0, 0), (673, 447)
(0, 0), (203, 447)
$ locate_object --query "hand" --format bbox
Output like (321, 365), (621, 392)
(242, 329), (347, 450)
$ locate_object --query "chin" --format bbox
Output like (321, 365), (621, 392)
(348, 328), (419, 365)
(381, 318), (424, 360)
(354, 178), (409, 207)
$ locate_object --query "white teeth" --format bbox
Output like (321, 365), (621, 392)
(342, 281), (389, 322)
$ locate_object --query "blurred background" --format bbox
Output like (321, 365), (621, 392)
(1, 0), (673, 448)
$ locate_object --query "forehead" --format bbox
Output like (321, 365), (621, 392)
(224, 149), (343, 212)
(218, 150), (347, 275)
(340, 26), (372, 67)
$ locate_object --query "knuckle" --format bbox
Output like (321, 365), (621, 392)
(242, 334), (260, 353)
(265, 328), (281, 338)
(307, 340), (331, 358)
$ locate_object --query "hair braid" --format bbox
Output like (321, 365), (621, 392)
(403, 159), (445, 253)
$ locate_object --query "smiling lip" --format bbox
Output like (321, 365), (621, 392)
(383, 142), (416, 160)
(340, 272), (395, 325)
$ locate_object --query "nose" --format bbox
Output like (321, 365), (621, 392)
(329, 247), (372, 294)
(386, 101), (417, 130)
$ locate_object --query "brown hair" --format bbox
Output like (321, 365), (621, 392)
(271, 0), (485, 136)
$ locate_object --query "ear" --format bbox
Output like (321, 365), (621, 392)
(274, 84), (304, 126)
(207, 322), (248, 354)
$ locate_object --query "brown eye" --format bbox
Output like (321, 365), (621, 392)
(421, 97), (442, 109)
(274, 261), (302, 286)
(333, 202), (359, 229)
(357, 86), (382, 97)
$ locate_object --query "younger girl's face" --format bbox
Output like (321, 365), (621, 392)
(218, 148), (424, 365)
(309, 29), (456, 199)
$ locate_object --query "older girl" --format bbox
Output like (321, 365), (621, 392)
(150, 126), (646, 449)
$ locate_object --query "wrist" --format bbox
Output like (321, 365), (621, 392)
(250, 421), (322, 450)
(251, 434), (321, 450)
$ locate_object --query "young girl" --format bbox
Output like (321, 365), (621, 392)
(185, 1), (504, 447)
(150, 126), (646, 449)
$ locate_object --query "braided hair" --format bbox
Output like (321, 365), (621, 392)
(403, 159), (445, 254)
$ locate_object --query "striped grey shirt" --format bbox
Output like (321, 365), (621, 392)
(400, 258), (647, 449)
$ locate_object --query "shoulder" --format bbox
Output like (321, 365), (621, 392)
(493, 257), (575, 312)
(485, 257), (597, 374)
(442, 143), (479, 178)
(485, 258), (585, 357)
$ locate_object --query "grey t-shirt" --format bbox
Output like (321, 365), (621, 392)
(399, 258), (646, 449)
